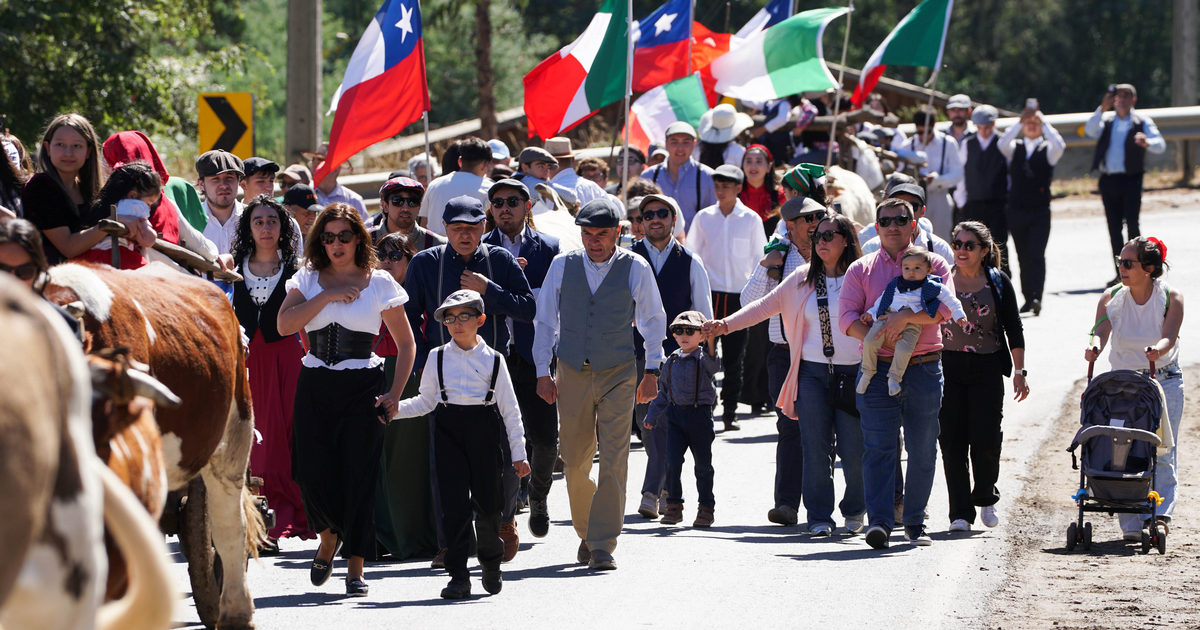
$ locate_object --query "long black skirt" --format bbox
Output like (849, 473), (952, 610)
(292, 364), (386, 559)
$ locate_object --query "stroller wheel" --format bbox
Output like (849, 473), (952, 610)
(1154, 525), (1167, 555)
(1141, 531), (1152, 554)
(1066, 522), (1078, 551)
(1082, 522), (1092, 551)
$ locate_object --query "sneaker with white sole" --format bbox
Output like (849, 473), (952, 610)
(1122, 529), (1143, 542)
(637, 492), (659, 519)
(809, 522), (832, 537)
(948, 519), (970, 532)
(844, 514), (865, 534)
(980, 505), (999, 528)
(865, 525), (890, 549)
(904, 525), (932, 546)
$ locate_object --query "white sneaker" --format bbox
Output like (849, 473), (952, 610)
(1122, 529), (1143, 542)
(856, 373), (872, 394)
(637, 492), (659, 519)
(949, 519), (970, 532)
(809, 522), (832, 537)
(844, 514), (865, 534)
(980, 505), (999, 528)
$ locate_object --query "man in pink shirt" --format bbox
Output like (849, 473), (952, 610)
(839, 197), (954, 549)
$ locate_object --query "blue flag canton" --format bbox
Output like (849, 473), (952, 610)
(635, 0), (690, 48)
(763, 0), (791, 28)
(378, 0), (422, 68)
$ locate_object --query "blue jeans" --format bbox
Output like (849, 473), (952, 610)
(768, 345), (803, 510)
(795, 361), (865, 527)
(665, 405), (716, 508)
(1120, 363), (1184, 529)
(857, 358), (944, 530)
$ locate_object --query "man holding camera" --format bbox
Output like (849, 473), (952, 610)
(1085, 83), (1165, 283)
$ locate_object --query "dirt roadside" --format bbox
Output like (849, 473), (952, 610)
(987, 365), (1198, 629)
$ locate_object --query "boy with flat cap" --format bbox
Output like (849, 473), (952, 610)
(533, 197), (667, 571)
(242, 156), (280, 201)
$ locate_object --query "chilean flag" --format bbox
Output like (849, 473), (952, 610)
(315, 0), (429, 186)
(632, 0), (692, 93)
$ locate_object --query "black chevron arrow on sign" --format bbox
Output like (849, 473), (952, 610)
(204, 96), (248, 151)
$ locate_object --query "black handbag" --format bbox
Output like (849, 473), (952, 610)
(815, 272), (860, 418)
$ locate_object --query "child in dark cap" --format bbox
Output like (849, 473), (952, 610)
(643, 310), (721, 528)
(392, 289), (530, 600)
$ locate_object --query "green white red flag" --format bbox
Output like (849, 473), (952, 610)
(850, 0), (954, 107)
(625, 73), (709, 154)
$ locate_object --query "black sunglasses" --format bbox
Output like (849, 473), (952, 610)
(813, 230), (842, 243)
(319, 230), (356, 245)
(877, 215), (912, 228)
(378, 249), (410, 262)
(387, 195), (420, 208)
(951, 239), (979, 251)
(670, 325), (700, 336)
(642, 207), (672, 221)
(0, 262), (38, 281)
(800, 212), (827, 224)
(1115, 256), (1141, 270)
(491, 195), (525, 209)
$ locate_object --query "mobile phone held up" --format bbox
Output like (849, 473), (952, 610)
(1025, 98), (1038, 111)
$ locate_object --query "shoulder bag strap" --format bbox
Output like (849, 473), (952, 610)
(484, 353), (501, 403)
(776, 249), (789, 344)
(815, 271), (835, 374)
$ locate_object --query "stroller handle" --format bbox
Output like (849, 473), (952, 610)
(1085, 346), (1156, 381)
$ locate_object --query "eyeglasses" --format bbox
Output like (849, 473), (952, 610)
(491, 195), (524, 209)
(442, 312), (480, 323)
(813, 230), (841, 243)
(951, 239), (979, 251)
(1115, 257), (1141, 270)
(670, 326), (700, 336)
(0, 262), (38, 281)
(641, 207), (672, 221)
(319, 230), (356, 245)
(801, 212), (827, 224)
(877, 215), (912, 228)
(378, 249), (410, 262)
(387, 195), (420, 208)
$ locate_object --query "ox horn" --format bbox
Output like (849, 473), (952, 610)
(126, 369), (182, 408)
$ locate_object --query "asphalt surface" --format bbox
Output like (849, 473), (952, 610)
(168, 199), (1199, 629)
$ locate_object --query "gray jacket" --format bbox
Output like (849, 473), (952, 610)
(644, 345), (720, 427)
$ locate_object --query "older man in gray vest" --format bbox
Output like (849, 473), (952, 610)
(533, 197), (667, 571)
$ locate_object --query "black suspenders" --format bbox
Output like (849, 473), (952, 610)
(652, 164), (703, 216)
(436, 348), (502, 405)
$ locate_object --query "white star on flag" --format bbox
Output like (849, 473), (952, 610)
(395, 4), (413, 43)
(654, 12), (676, 36)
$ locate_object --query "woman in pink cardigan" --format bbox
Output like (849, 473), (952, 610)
(706, 213), (865, 536)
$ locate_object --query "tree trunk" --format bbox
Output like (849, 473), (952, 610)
(475, 0), (497, 139)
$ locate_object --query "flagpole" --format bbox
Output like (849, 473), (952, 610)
(423, 111), (431, 175)
(825, 2), (853, 171)
(686, 0), (695, 75)
(621, 0), (633, 211)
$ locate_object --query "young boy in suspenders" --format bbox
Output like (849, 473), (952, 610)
(392, 289), (530, 599)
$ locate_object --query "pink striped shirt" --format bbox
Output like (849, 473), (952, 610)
(838, 247), (954, 358)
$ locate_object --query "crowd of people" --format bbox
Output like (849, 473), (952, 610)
(0, 81), (1184, 601)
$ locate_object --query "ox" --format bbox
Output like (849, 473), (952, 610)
(46, 262), (265, 629)
(0, 274), (174, 630)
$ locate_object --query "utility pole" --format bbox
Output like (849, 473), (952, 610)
(1172, 0), (1198, 183)
(286, 0), (322, 165)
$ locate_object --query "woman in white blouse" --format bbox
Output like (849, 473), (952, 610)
(278, 202), (416, 597)
(231, 195), (311, 553)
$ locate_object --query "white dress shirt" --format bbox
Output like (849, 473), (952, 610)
(202, 200), (243, 254)
(552, 167), (609, 208)
(316, 183), (369, 223)
(685, 200), (769, 293)
(532, 248), (667, 376)
(394, 338), (527, 461)
(419, 171), (494, 236)
(740, 235), (806, 344)
(1085, 108), (1166, 174)
(640, 239), (713, 319)
(997, 120), (1067, 166)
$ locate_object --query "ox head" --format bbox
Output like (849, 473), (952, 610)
(88, 349), (179, 454)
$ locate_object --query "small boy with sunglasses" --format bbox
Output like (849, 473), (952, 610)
(857, 247), (968, 396)
(392, 289), (530, 600)
(643, 311), (721, 528)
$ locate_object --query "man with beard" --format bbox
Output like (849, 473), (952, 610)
(371, 176), (446, 251)
(197, 149), (246, 255)
(482, 179), (561, 540)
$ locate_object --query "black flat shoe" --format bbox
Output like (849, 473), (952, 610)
(345, 576), (369, 597)
(441, 577), (471, 600)
(310, 537), (343, 587)
(482, 567), (502, 594)
(1031, 299), (1041, 316)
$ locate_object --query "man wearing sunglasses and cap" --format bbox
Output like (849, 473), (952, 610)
(482, 178), (562, 540)
(533, 197), (667, 571)
(372, 176), (446, 252)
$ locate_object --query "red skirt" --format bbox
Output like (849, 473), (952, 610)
(247, 331), (316, 540)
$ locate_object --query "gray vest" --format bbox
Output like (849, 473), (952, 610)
(558, 251), (636, 371)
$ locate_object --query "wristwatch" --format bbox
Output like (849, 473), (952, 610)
(1016, 369), (1028, 376)
(644, 368), (661, 377)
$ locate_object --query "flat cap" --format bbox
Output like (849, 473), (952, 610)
(242, 157), (279, 177)
(670, 310), (706, 329)
(971, 105), (998, 126)
(434, 289), (486, 323)
(196, 150), (244, 179)
(442, 195), (487, 225)
(380, 176), (424, 197)
(488, 178), (530, 201)
(946, 94), (972, 109)
(780, 197), (827, 221)
(637, 193), (680, 217)
(574, 197), (622, 228)
(518, 146), (558, 166)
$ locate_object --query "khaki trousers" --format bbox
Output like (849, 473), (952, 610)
(557, 360), (636, 554)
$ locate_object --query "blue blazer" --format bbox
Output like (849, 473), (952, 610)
(484, 225), (560, 364)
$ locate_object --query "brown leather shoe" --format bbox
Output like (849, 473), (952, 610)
(430, 548), (447, 570)
(576, 540), (591, 565)
(660, 503), (684, 525)
(693, 505), (714, 528)
(500, 519), (519, 562)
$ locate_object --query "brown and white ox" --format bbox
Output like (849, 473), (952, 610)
(45, 262), (265, 629)
(0, 274), (174, 630)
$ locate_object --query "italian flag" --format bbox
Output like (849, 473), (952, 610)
(850, 0), (954, 107)
(705, 7), (850, 102)
(523, 0), (629, 140)
(625, 74), (709, 154)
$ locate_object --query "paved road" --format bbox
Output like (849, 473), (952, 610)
(168, 199), (1199, 629)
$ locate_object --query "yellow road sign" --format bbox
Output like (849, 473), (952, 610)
(198, 92), (254, 158)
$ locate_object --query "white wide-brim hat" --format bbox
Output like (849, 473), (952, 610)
(698, 104), (754, 144)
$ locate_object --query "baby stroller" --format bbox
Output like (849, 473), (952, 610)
(1064, 360), (1168, 554)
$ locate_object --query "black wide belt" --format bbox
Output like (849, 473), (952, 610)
(308, 323), (375, 365)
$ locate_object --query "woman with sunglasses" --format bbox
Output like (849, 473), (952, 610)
(372, 232), (439, 562)
(1085, 236), (1183, 541)
(708, 212), (866, 536)
(0, 218), (82, 339)
(938, 221), (1027, 533)
(229, 195), (311, 554)
(278, 202), (416, 597)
